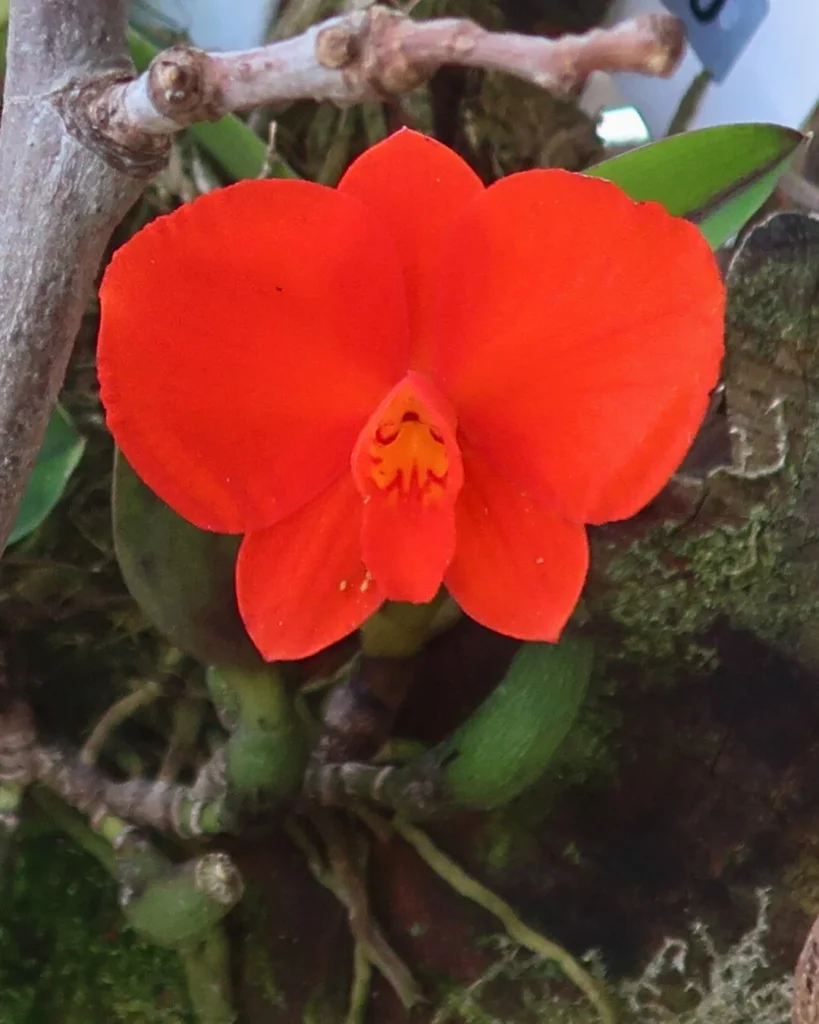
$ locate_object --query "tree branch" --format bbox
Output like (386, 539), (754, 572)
(93, 9), (684, 139)
(0, 1), (160, 552)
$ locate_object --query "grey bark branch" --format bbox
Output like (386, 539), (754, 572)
(0, 0), (685, 556)
(97, 9), (684, 136)
(0, 0), (156, 553)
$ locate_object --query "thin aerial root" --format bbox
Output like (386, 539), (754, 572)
(286, 811), (423, 1011)
(393, 816), (616, 1024)
(346, 942), (373, 1024)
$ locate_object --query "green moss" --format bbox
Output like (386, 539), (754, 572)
(242, 944), (285, 1011)
(594, 501), (802, 676)
(301, 982), (346, 1024)
(727, 217), (819, 366)
(238, 887), (287, 1012)
(784, 846), (819, 917)
(0, 829), (193, 1024)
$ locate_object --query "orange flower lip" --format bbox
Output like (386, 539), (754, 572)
(97, 127), (726, 661)
(351, 372), (464, 605)
(353, 371), (462, 509)
(370, 413), (448, 499)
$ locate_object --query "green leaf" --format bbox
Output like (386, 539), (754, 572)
(127, 27), (296, 181)
(587, 123), (805, 249)
(112, 450), (262, 669)
(440, 637), (593, 810)
(9, 406), (85, 546)
(190, 116), (297, 182)
(127, 23), (170, 71)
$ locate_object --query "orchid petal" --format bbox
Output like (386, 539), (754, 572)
(99, 179), (409, 533)
(236, 475), (382, 661)
(446, 450), (589, 640)
(432, 170), (724, 524)
(339, 129), (483, 373)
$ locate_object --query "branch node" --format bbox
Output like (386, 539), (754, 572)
(448, 24), (480, 59)
(644, 12), (686, 73)
(316, 24), (360, 71)
(148, 46), (222, 121)
(54, 72), (170, 177)
(363, 7), (428, 96)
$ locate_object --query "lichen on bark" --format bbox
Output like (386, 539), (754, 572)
(587, 211), (819, 685)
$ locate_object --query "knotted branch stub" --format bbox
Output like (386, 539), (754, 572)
(88, 8), (686, 153)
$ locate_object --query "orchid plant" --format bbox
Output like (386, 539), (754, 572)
(1, 110), (804, 1024)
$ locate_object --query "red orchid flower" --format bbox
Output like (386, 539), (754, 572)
(98, 129), (724, 662)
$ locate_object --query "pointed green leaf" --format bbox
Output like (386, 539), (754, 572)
(112, 450), (262, 669)
(127, 28), (296, 181)
(587, 123), (805, 249)
(9, 406), (86, 546)
(190, 116), (297, 182)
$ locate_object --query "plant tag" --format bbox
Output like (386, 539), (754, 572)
(661, 0), (769, 80)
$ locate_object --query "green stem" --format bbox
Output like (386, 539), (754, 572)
(30, 786), (117, 874)
(199, 800), (229, 836)
(206, 666), (240, 731)
(224, 664), (292, 733)
(0, 783), (21, 888)
(95, 810), (137, 848)
(345, 943), (372, 1024)
(30, 789), (240, 1023)
(360, 596), (447, 658)
(32, 789), (223, 939)
(180, 928), (238, 1024)
(117, 831), (244, 949)
(213, 665), (308, 807)
(316, 108), (355, 187)
(80, 679), (163, 764)
(0, 782), (22, 817)
(29, 803), (242, 950)
(393, 818), (616, 1024)
(159, 695), (206, 782)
